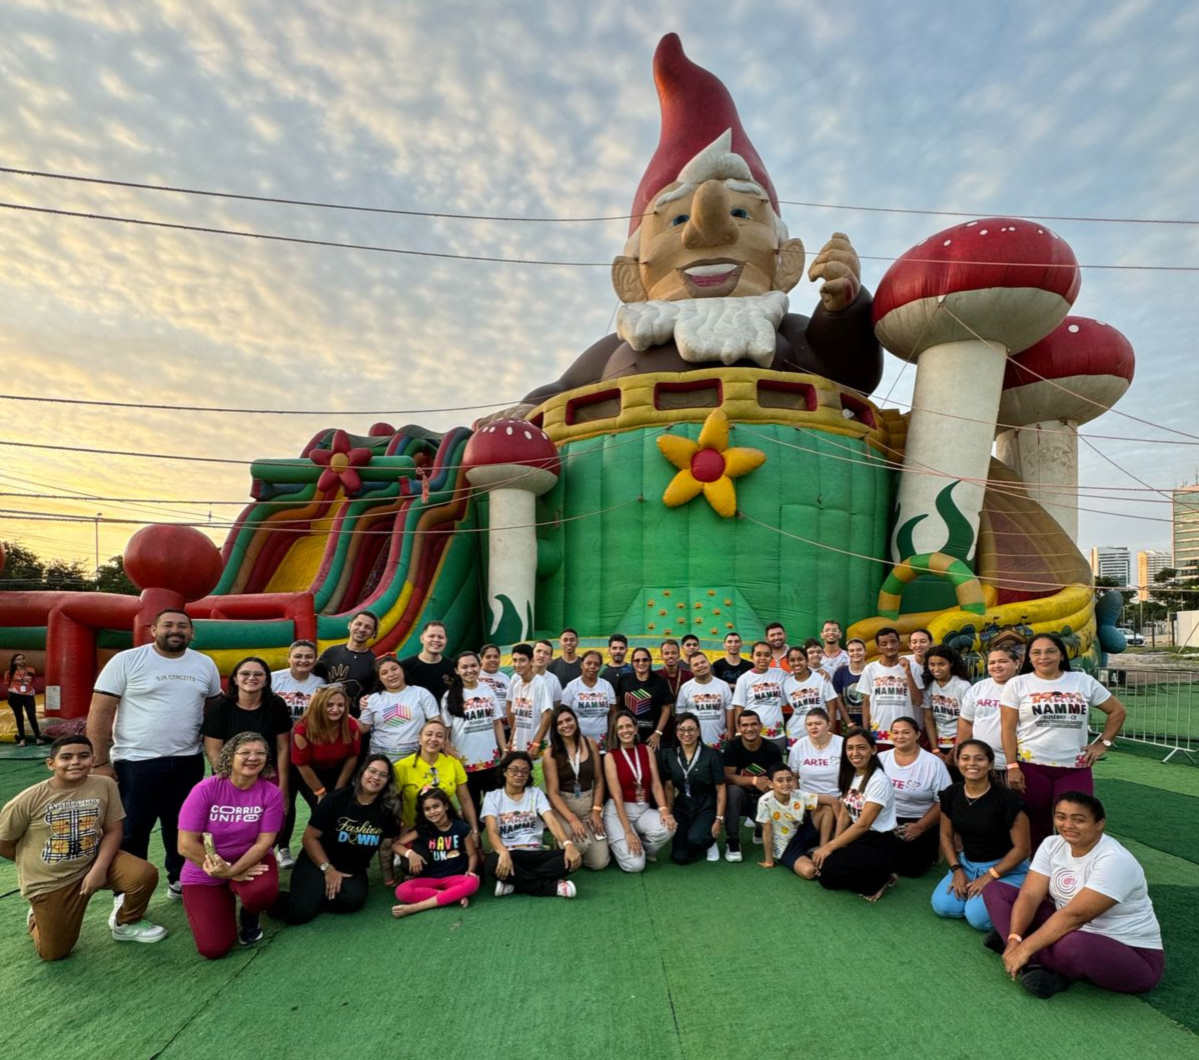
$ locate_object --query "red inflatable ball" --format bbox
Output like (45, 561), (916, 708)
(368, 422), (396, 437)
(123, 524), (224, 600)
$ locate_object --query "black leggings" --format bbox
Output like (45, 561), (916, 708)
(465, 768), (500, 816)
(278, 765), (344, 848)
(893, 816), (941, 878)
(818, 830), (902, 896)
(483, 849), (573, 897)
(271, 855), (370, 924)
(7, 694), (41, 741)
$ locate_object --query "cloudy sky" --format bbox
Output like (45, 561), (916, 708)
(1, 0), (1195, 579)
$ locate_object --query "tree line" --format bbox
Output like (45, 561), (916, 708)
(0, 542), (138, 595)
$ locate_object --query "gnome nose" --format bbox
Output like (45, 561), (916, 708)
(683, 180), (738, 248)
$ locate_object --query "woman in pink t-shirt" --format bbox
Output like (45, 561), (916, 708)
(178, 732), (284, 959)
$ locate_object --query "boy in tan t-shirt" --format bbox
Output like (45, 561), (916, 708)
(0, 735), (167, 960)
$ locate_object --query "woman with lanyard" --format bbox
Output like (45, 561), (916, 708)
(4, 652), (43, 747)
(782, 646), (845, 749)
(442, 651), (506, 813)
(602, 710), (676, 872)
(657, 712), (725, 864)
(482, 751), (582, 899)
(393, 718), (479, 835)
(797, 728), (901, 901)
(561, 650), (617, 752)
(273, 753), (401, 924)
(957, 646), (1020, 774)
(922, 645), (972, 765)
(786, 707), (842, 845)
(614, 648), (673, 752)
(542, 706), (610, 870)
(879, 716), (951, 878)
(1000, 633), (1126, 851)
(931, 739), (1030, 931)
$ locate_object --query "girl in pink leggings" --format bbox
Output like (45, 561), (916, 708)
(392, 788), (479, 918)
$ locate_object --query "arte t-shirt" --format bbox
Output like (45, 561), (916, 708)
(732, 670), (787, 739)
(409, 819), (473, 879)
(95, 644), (222, 762)
(676, 678), (733, 749)
(547, 657), (583, 685)
(201, 696), (293, 769)
(314, 644), (378, 710)
(782, 672), (838, 745)
(842, 769), (898, 832)
(756, 789), (820, 859)
(444, 685), (504, 771)
(712, 657), (753, 689)
(833, 666), (867, 720)
(359, 685), (440, 760)
(394, 752), (469, 827)
(561, 677), (617, 746)
(270, 670), (327, 722)
(1000, 672), (1112, 768)
(506, 673), (554, 753)
(308, 785), (399, 874)
(177, 775), (284, 887)
(0, 776), (124, 898)
(787, 734), (844, 795)
(926, 676), (972, 751)
(879, 748), (952, 819)
(479, 668), (511, 702)
(939, 783), (1025, 863)
(858, 660), (920, 744)
(481, 786), (551, 850)
(960, 677), (1008, 767)
(1032, 834), (1161, 949)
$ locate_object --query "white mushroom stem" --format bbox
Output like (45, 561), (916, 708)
(893, 338), (1007, 563)
(995, 419), (1080, 542)
(482, 487), (540, 641)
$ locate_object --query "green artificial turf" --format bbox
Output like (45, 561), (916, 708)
(1096, 779), (1199, 866)
(2, 751), (1198, 1060)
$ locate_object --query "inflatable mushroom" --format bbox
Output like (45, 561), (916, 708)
(996, 316), (1134, 542)
(873, 218), (1080, 563)
(464, 420), (561, 642)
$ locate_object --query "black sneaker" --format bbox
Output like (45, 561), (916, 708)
(1019, 967), (1070, 999)
(238, 911), (263, 946)
(983, 930), (1005, 955)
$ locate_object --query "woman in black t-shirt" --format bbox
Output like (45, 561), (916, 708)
(614, 648), (673, 751)
(392, 788), (480, 917)
(931, 739), (1030, 932)
(271, 753), (401, 924)
(202, 656), (293, 795)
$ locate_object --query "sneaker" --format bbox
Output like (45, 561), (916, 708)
(26, 906), (34, 934)
(556, 880), (577, 899)
(983, 929), (1006, 955)
(494, 880), (515, 898)
(166, 881), (183, 902)
(108, 893), (125, 931)
(112, 918), (168, 944)
(276, 847), (296, 870)
(238, 911), (263, 946)
(706, 844), (720, 862)
(725, 847), (743, 863)
(1019, 967), (1070, 999)
(752, 825), (764, 846)
(645, 848), (657, 863)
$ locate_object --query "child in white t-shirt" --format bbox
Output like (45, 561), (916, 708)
(756, 764), (837, 876)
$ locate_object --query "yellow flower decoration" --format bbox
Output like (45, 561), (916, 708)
(657, 409), (766, 518)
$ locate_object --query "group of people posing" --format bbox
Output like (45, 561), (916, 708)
(0, 610), (1164, 1001)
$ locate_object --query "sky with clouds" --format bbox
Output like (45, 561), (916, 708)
(0, 0), (1195, 579)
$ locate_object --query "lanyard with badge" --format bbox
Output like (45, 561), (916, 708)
(569, 742), (583, 798)
(677, 746), (701, 800)
(621, 747), (646, 804)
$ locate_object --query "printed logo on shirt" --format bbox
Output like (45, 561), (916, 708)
(1029, 692), (1088, 718)
(279, 691), (313, 721)
(748, 680), (783, 705)
(496, 809), (539, 842)
(41, 797), (101, 864)
(209, 804), (264, 824)
(1053, 868), (1081, 897)
(462, 696), (497, 733)
(624, 688), (653, 716)
(871, 675), (909, 700)
(426, 833), (464, 862)
(382, 702), (416, 725)
(336, 817), (383, 848)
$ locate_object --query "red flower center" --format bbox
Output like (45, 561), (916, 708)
(690, 448), (726, 483)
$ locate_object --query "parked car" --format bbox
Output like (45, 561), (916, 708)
(1116, 627), (1146, 646)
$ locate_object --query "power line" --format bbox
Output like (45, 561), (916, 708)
(0, 393), (516, 416)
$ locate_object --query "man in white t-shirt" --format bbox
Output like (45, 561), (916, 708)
(270, 639), (327, 722)
(818, 620), (850, 674)
(86, 608), (222, 897)
(677, 652), (734, 749)
(532, 641), (564, 707)
(506, 644), (555, 758)
(859, 627), (924, 749)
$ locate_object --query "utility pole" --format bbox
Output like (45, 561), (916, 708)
(94, 512), (101, 579)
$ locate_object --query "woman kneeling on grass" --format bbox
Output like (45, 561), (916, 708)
(392, 788), (480, 918)
(983, 791), (1164, 998)
(482, 751), (582, 900)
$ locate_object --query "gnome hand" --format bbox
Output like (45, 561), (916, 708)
(808, 232), (861, 313)
(473, 403), (537, 430)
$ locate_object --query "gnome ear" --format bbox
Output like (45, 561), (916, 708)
(773, 238), (806, 293)
(612, 256), (648, 303)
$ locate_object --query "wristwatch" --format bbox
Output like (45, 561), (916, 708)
(715, 815), (725, 821)
(1101, 739), (1113, 748)
(319, 862), (331, 873)
(949, 863), (963, 872)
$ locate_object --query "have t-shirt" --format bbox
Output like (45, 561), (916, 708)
(782, 672), (837, 745)
(410, 819), (473, 879)
(95, 644), (222, 762)
(732, 670), (787, 739)
(879, 748), (952, 819)
(858, 660), (919, 744)
(1032, 834), (1161, 949)
(787, 734), (843, 795)
(562, 677), (617, 746)
(444, 685), (505, 771)
(177, 776), (284, 887)
(960, 677), (1008, 767)
(308, 785), (399, 874)
(270, 670), (327, 722)
(359, 685), (440, 760)
(1001, 672), (1112, 768)
(756, 789), (820, 859)
(842, 769), (898, 832)
(926, 676), (972, 750)
(676, 678), (733, 749)
(482, 786), (550, 850)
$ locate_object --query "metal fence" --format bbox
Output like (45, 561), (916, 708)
(1097, 667), (1199, 763)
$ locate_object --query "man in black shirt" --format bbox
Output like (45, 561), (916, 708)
(721, 710), (782, 862)
(712, 632), (752, 689)
(399, 621), (456, 700)
(600, 633), (633, 687)
(546, 627), (583, 685)
(314, 611), (380, 713)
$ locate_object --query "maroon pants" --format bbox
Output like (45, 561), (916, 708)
(1020, 762), (1092, 851)
(182, 858), (279, 960)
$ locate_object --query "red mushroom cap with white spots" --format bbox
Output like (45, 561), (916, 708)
(999, 316), (1135, 428)
(873, 218), (1081, 362)
(463, 420), (561, 494)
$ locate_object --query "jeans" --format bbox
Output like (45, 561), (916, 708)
(7, 693), (41, 741)
(115, 754), (205, 885)
(930, 855), (1030, 930)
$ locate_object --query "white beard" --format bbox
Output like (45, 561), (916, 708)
(615, 291), (789, 367)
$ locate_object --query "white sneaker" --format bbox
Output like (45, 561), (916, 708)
(645, 848), (657, 863)
(276, 847), (296, 870)
(494, 881), (515, 898)
(112, 918), (168, 944)
(166, 881), (183, 901)
(26, 906), (34, 934)
(556, 880), (577, 899)
(706, 844), (720, 862)
(108, 893), (125, 930)
(725, 848), (743, 863)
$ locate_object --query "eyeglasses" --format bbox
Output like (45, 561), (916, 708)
(237, 672), (267, 679)
(363, 768), (391, 779)
(505, 768), (531, 777)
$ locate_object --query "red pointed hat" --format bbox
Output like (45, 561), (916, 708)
(629, 33), (779, 237)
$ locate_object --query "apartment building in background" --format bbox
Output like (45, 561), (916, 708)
(1137, 549), (1172, 601)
